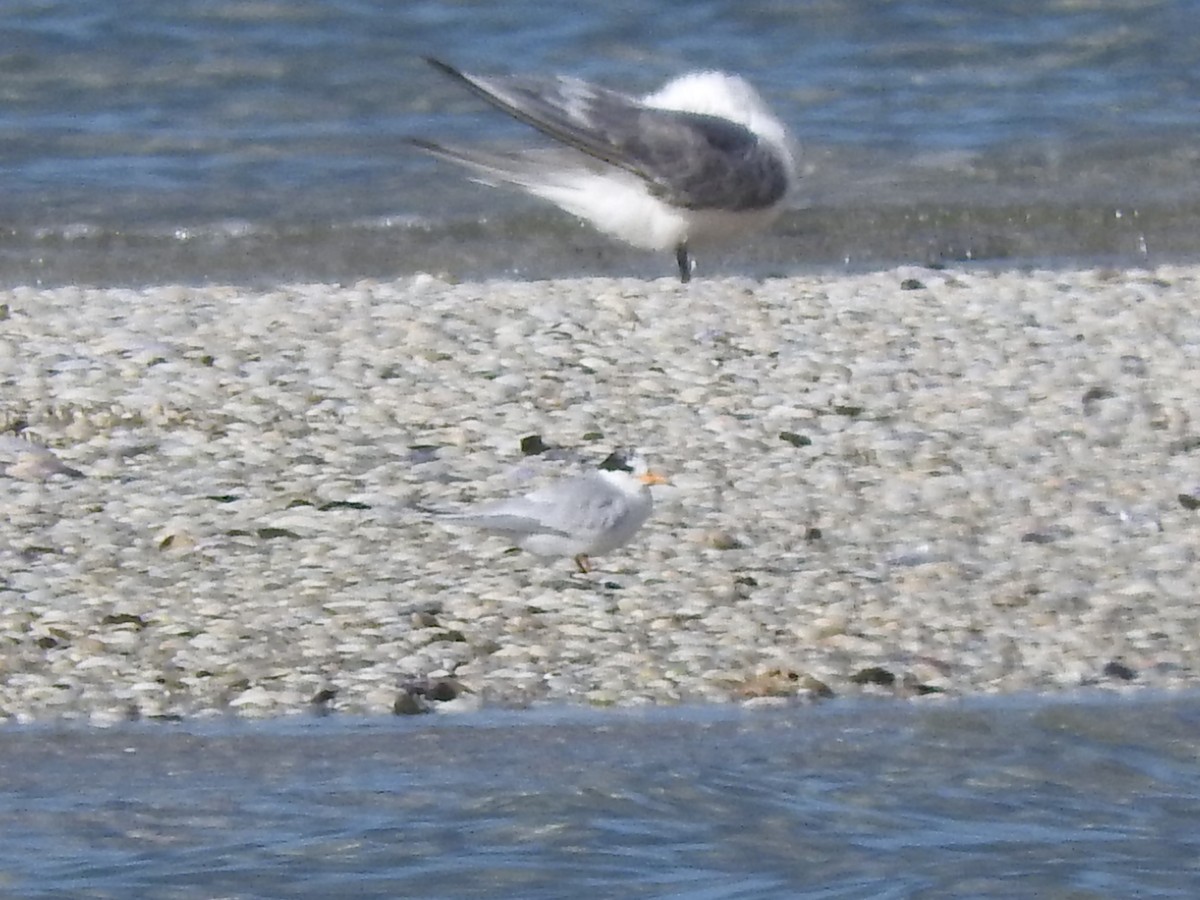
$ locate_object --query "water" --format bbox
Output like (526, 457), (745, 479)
(4, 0), (1200, 285)
(1, 692), (1198, 897)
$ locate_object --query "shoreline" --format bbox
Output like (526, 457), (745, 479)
(2, 264), (1198, 722)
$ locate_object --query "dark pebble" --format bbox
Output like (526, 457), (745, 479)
(256, 527), (301, 540)
(906, 680), (945, 696)
(1167, 436), (1200, 454)
(1020, 531), (1056, 544)
(800, 675), (835, 698)
(407, 444), (440, 464)
(100, 613), (149, 629)
(1102, 660), (1137, 681)
(393, 692), (428, 715)
(310, 687), (338, 705)
(779, 431), (812, 448)
(427, 679), (461, 702)
(520, 434), (550, 456)
(1081, 385), (1116, 413)
(850, 666), (896, 687)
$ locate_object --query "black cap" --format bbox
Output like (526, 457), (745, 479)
(598, 449), (635, 473)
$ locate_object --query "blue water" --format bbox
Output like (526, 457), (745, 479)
(4, 0), (1200, 283)
(2, 693), (1198, 897)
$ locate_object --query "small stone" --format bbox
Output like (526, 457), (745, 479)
(407, 444), (440, 464)
(256, 527), (301, 540)
(901, 676), (945, 696)
(310, 687), (337, 706)
(734, 668), (800, 698)
(158, 530), (198, 552)
(393, 692), (428, 715)
(1020, 530), (1057, 544)
(1102, 660), (1137, 681)
(850, 667), (896, 687)
(229, 686), (274, 710)
(520, 434), (550, 456)
(798, 675), (835, 699)
(700, 529), (742, 550)
(779, 431), (812, 448)
(427, 679), (462, 702)
(1081, 385), (1116, 413)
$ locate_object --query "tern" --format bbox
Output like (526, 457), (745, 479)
(410, 57), (797, 282)
(436, 449), (667, 573)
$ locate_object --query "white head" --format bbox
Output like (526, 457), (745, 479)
(597, 448), (668, 491)
(642, 71), (792, 155)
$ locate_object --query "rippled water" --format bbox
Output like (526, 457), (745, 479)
(2, 693), (1198, 898)
(4, 0), (1200, 284)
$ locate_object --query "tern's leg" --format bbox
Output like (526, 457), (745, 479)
(573, 554), (591, 574)
(675, 243), (692, 283)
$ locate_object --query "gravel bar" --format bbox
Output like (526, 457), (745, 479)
(1, 265), (1198, 722)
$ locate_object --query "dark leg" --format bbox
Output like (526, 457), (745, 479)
(675, 244), (691, 283)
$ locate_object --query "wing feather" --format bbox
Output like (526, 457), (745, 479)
(422, 58), (789, 211)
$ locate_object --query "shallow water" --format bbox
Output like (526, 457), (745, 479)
(5, 0), (1200, 284)
(2, 692), (1198, 898)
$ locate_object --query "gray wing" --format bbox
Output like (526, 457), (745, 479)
(439, 506), (572, 539)
(442, 474), (626, 539)
(422, 58), (789, 211)
(523, 475), (630, 539)
(407, 140), (593, 189)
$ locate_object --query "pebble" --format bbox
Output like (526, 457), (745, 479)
(0, 266), (1198, 721)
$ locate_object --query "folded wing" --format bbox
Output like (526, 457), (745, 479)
(420, 58), (789, 212)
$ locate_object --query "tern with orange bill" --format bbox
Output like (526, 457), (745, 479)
(435, 449), (667, 573)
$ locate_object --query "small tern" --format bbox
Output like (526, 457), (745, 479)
(410, 57), (797, 282)
(436, 449), (667, 573)
(0, 435), (83, 481)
